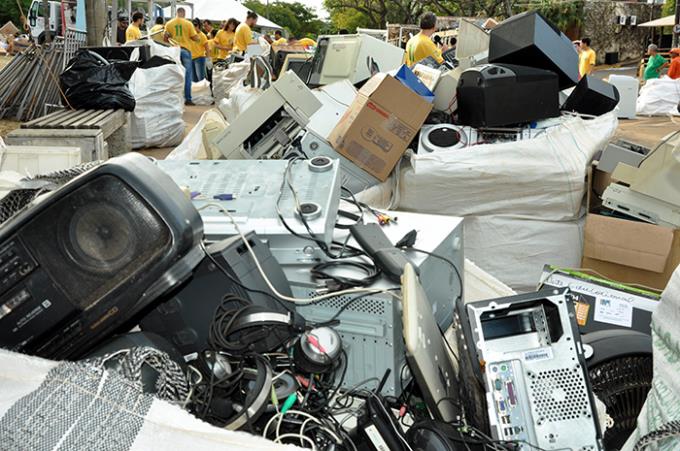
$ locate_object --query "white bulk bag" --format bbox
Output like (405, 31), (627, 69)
(464, 215), (584, 293)
(358, 112), (618, 222)
(128, 62), (185, 149)
(636, 77), (680, 117)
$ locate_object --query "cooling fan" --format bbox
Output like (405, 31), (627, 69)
(584, 329), (653, 450)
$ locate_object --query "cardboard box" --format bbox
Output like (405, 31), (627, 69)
(581, 213), (680, 291)
(540, 265), (660, 335)
(328, 73), (432, 181)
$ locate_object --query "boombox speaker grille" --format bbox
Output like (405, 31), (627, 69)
(529, 367), (590, 425)
(22, 175), (171, 310)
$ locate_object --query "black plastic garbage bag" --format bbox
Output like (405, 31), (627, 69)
(60, 50), (139, 111)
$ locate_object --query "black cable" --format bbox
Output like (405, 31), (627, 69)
(276, 158), (375, 262)
(311, 260), (381, 290)
(400, 245), (463, 303)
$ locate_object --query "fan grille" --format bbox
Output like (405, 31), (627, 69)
(529, 367), (590, 424)
(589, 355), (653, 450)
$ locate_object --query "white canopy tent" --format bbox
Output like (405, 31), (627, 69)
(638, 15), (675, 27)
(164, 0), (282, 29)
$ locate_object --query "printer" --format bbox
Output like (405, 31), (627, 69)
(603, 132), (680, 228)
(213, 70), (322, 160)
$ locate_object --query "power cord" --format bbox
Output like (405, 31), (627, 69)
(311, 260), (381, 291)
(197, 203), (400, 305)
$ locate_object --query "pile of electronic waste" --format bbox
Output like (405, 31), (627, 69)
(1, 148), (667, 450)
(170, 11), (621, 203)
(0, 10), (665, 451)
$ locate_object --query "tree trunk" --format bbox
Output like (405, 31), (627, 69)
(42, 0), (51, 42)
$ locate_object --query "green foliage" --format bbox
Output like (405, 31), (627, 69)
(243, 0), (326, 38)
(0, 0), (32, 30)
(328, 7), (371, 33)
(533, 1), (585, 31)
(323, 0), (584, 34)
(663, 0), (675, 18)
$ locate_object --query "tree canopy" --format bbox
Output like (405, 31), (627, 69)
(0, 0), (31, 31)
(244, 0), (327, 38)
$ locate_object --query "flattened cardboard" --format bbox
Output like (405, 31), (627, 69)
(328, 73), (432, 181)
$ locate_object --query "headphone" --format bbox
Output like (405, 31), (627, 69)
(224, 354), (273, 430)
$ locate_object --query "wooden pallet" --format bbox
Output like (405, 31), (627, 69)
(21, 109), (127, 140)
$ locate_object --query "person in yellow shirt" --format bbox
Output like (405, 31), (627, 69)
(202, 19), (214, 37)
(234, 11), (258, 54)
(578, 37), (596, 78)
(272, 29), (287, 46)
(125, 12), (144, 43)
(405, 12), (446, 67)
(191, 18), (209, 82)
(296, 37), (316, 47)
(213, 18), (238, 60)
(149, 17), (165, 44)
(164, 7), (200, 105)
(207, 30), (221, 63)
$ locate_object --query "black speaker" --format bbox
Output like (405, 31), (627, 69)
(457, 64), (560, 128)
(489, 11), (579, 89)
(140, 232), (298, 356)
(0, 153), (203, 359)
(562, 75), (620, 116)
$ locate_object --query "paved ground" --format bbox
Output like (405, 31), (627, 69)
(0, 60), (676, 154)
(616, 116), (678, 148)
(139, 104), (210, 159)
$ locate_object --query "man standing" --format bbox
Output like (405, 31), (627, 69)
(644, 44), (668, 81)
(234, 11), (258, 54)
(203, 19), (214, 36)
(165, 7), (200, 105)
(125, 12), (144, 43)
(578, 38), (596, 78)
(149, 17), (165, 43)
(273, 29), (287, 46)
(668, 48), (680, 79)
(191, 18), (209, 82)
(116, 16), (128, 45)
(405, 12), (446, 66)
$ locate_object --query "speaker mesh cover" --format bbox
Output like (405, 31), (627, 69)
(22, 175), (171, 310)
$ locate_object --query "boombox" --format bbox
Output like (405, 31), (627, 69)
(0, 154), (204, 359)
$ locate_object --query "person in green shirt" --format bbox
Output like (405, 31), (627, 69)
(644, 44), (669, 81)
